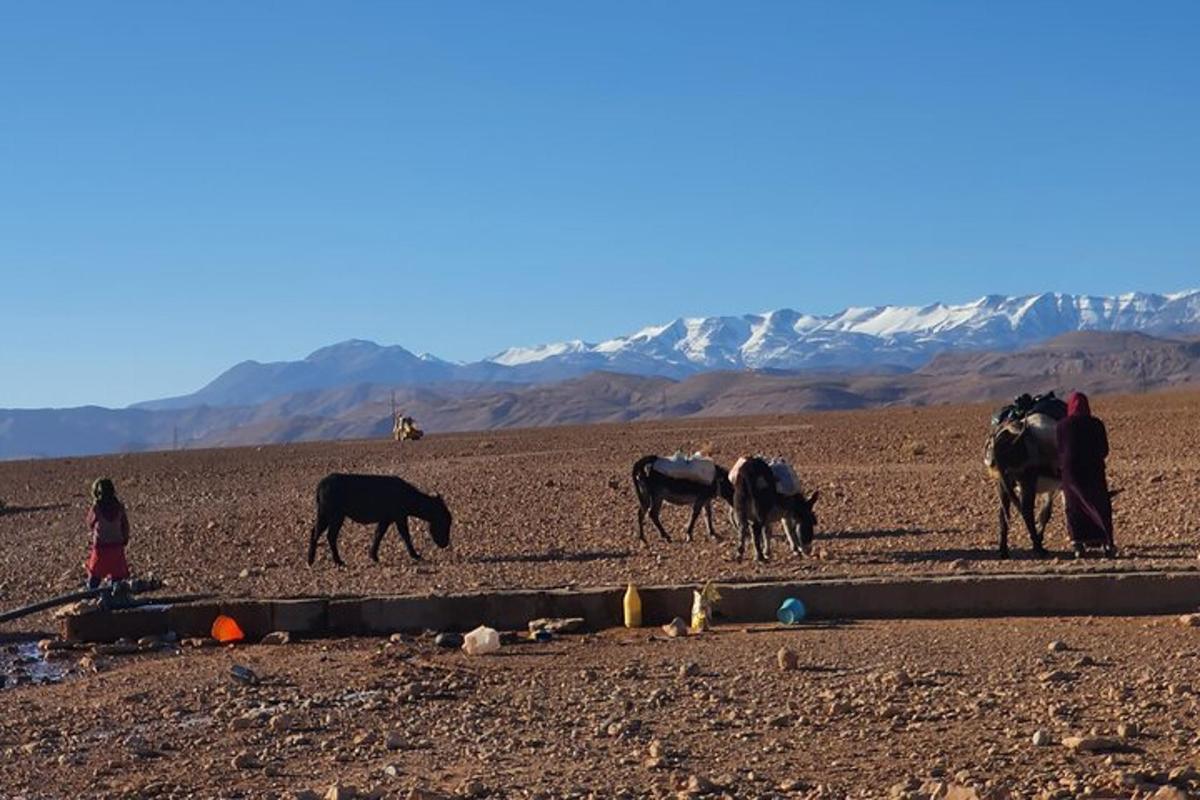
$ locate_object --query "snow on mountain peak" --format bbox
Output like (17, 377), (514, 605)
(491, 339), (590, 366)
(482, 290), (1200, 374)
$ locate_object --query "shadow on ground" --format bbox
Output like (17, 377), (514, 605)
(0, 503), (69, 517)
(472, 549), (633, 565)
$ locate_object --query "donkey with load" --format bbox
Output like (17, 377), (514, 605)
(984, 392), (1066, 559)
(729, 456), (820, 562)
(631, 453), (734, 545)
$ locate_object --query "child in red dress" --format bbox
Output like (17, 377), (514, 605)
(85, 478), (130, 589)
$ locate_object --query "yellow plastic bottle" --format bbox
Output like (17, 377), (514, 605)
(623, 582), (642, 628)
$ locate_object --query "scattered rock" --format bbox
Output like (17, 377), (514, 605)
(405, 788), (451, 800)
(1168, 766), (1200, 784)
(679, 662), (701, 678)
(1062, 735), (1121, 753)
(181, 637), (217, 648)
(261, 631), (291, 645)
(1047, 640), (1068, 653)
(528, 617), (585, 635)
(1117, 721), (1139, 739)
(777, 646), (799, 672)
(1151, 788), (1189, 800)
(230, 665), (260, 685)
(1032, 729), (1053, 747)
(232, 752), (259, 769)
(456, 779), (486, 797)
(661, 617), (688, 638)
(325, 783), (359, 800)
(1178, 613), (1200, 627)
(1039, 670), (1075, 684)
(268, 713), (297, 732)
(434, 632), (463, 648)
(385, 731), (406, 751)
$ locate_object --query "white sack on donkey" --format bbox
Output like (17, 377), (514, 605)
(651, 451), (717, 485)
(768, 458), (801, 496)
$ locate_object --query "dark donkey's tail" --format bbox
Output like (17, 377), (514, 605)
(631, 455), (657, 508)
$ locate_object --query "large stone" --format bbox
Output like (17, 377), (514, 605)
(405, 789), (451, 800)
(1062, 735), (1121, 752)
(528, 617), (585, 634)
(1151, 788), (1189, 800)
(661, 618), (688, 638)
(325, 784), (359, 800)
(777, 646), (799, 672)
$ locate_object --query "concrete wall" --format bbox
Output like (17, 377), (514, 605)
(60, 571), (1200, 643)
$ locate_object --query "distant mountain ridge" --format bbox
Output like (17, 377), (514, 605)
(137, 289), (1200, 410)
(4, 330), (1199, 460)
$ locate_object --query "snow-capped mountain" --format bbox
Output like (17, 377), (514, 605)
(490, 290), (1200, 373)
(137, 290), (1200, 410)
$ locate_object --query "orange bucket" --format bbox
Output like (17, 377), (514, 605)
(211, 614), (245, 644)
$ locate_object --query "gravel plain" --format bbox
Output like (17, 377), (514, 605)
(2, 390), (1200, 798)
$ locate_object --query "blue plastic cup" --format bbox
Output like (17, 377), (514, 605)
(777, 597), (807, 625)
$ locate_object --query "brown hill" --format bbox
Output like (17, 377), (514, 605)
(189, 331), (1200, 448)
(4, 331), (1198, 458)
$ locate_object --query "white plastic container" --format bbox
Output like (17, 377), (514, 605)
(461, 625), (501, 656)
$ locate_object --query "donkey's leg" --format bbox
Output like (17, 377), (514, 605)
(326, 515), (347, 567)
(637, 504), (649, 545)
(684, 499), (704, 542)
(1017, 475), (1047, 556)
(394, 515), (421, 560)
(782, 516), (802, 555)
(369, 520), (391, 563)
(752, 522), (768, 562)
(1036, 491), (1055, 539)
(648, 498), (672, 542)
(996, 481), (1011, 560)
(735, 514), (749, 561)
(307, 511), (329, 566)
(703, 501), (720, 540)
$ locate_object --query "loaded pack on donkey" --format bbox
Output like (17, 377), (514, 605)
(631, 451), (733, 545)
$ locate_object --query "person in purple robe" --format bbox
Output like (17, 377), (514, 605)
(1056, 392), (1115, 557)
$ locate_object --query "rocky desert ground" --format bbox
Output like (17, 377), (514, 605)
(2, 389), (1200, 799)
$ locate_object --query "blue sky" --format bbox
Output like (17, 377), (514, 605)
(2, 2), (1198, 408)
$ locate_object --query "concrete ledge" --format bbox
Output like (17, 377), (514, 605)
(60, 570), (1200, 643)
